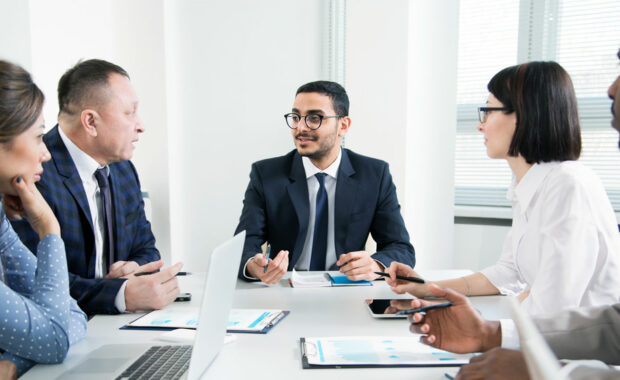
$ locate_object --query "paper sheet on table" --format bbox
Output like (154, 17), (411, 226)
(290, 269), (332, 287)
(126, 308), (287, 332)
(301, 336), (475, 367)
(289, 269), (372, 287)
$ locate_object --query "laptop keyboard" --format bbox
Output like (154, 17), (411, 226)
(116, 345), (192, 380)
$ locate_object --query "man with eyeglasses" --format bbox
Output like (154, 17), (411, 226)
(235, 81), (415, 283)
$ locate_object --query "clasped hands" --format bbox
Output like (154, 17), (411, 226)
(246, 250), (383, 284)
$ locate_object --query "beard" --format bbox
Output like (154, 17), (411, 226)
(295, 131), (337, 160)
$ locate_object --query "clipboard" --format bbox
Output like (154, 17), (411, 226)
(299, 337), (473, 368)
(122, 309), (289, 334)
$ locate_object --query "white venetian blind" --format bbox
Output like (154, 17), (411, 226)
(455, 0), (620, 209)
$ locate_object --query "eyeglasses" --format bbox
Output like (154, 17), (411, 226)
(284, 113), (343, 130)
(478, 107), (510, 123)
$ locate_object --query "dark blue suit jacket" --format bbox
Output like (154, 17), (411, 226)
(235, 149), (415, 279)
(11, 125), (160, 315)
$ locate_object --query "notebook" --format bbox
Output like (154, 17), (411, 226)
(54, 231), (245, 380)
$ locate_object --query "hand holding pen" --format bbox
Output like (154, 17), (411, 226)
(249, 245), (289, 285)
(385, 262), (430, 297)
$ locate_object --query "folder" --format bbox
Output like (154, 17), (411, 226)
(123, 308), (289, 334)
(300, 336), (474, 368)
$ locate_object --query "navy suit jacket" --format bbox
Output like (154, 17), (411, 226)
(235, 149), (415, 279)
(11, 125), (160, 315)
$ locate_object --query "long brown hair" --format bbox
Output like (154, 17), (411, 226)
(0, 60), (44, 144)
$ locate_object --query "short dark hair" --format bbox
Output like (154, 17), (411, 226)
(296, 80), (349, 116)
(0, 60), (45, 143)
(488, 61), (581, 163)
(58, 59), (129, 116)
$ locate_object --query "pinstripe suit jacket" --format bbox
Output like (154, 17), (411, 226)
(11, 125), (160, 315)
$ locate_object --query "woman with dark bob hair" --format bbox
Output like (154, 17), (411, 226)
(0, 60), (86, 378)
(387, 61), (620, 316)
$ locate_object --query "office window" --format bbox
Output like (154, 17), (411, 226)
(455, 0), (620, 209)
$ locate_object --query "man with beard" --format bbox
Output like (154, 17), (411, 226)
(235, 81), (415, 283)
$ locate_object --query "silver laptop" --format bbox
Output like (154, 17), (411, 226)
(509, 297), (563, 380)
(58, 231), (245, 380)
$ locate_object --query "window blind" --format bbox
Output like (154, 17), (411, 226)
(455, 0), (620, 210)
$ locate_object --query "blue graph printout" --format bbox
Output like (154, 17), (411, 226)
(127, 308), (283, 332)
(304, 337), (475, 366)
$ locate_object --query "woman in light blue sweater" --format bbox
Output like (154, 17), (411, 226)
(0, 60), (87, 378)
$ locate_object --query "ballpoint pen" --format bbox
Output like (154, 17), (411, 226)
(374, 271), (425, 284)
(396, 301), (453, 315)
(134, 271), (191, 277)
(263, 244), (271, 273)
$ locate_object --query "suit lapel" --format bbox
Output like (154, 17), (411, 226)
(286, 153), (310, 266)
(334, 149), (358, 255)
(47, 126), (97, 277)
(48, 126), (94, 231)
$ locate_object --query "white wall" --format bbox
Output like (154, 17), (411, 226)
(163, 0), (329, 270)
(7, 0), (173, 263)
(0, 0), (31, 69)
(346, 0), (459, 270)
(1, 0), (507, 274)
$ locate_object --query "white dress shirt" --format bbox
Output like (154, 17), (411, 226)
(482, 161), (620, 318)
(58, 127), (128, 311)
(494, 161), (620, 347)
(294, 150), (342, 270)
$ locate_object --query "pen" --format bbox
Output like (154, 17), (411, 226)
(134, 271), (191, 277)
(374, 271), (425, 284)
(396, 301), (452, 315)
(444, 373), (455, 380)
(263, 244), (271, 273)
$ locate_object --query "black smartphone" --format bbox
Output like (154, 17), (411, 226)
(174, 292), (192, 302)
(365, 299), (409, 318)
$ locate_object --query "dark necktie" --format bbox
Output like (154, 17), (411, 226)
(94, 168), (115, 272)
(310, 173), (328, 270)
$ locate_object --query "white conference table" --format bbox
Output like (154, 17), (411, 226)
(23, 270), (512, 380)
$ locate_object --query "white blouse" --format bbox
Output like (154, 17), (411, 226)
(481, 161), (620, 316)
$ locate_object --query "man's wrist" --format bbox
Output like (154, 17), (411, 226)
(481, 320), (502, 352)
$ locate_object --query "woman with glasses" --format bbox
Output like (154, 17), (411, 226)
(387, 61), (620, 316)
(0, 60), (87, 379)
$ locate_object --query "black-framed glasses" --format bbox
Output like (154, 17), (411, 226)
(284, 113), (343, 130)
(478, 107), (510, 123)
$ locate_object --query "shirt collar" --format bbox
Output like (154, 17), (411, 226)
(58, 126), (106, 182)
(301, 148), (342, 180)
(508, 161), (558, 212)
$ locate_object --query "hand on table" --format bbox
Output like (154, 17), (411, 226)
(336, 251), (382, 281)
(408, 283), (501, 353)
(455, 348), (530, 380)
(247, 250), (289, 284)
(125, 261), (183, 311)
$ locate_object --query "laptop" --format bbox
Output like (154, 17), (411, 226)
(509, 297), (563, 380)
(58, 231), (245, 380)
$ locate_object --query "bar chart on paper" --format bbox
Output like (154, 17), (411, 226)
(301, 336), (475, 367)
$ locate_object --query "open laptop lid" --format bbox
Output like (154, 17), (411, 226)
(187, 230), (245, 380)
(509, 297), (563, 380)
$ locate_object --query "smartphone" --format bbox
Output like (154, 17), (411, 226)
(174, 292), (192, 302)
(365, 299), (408, 319)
